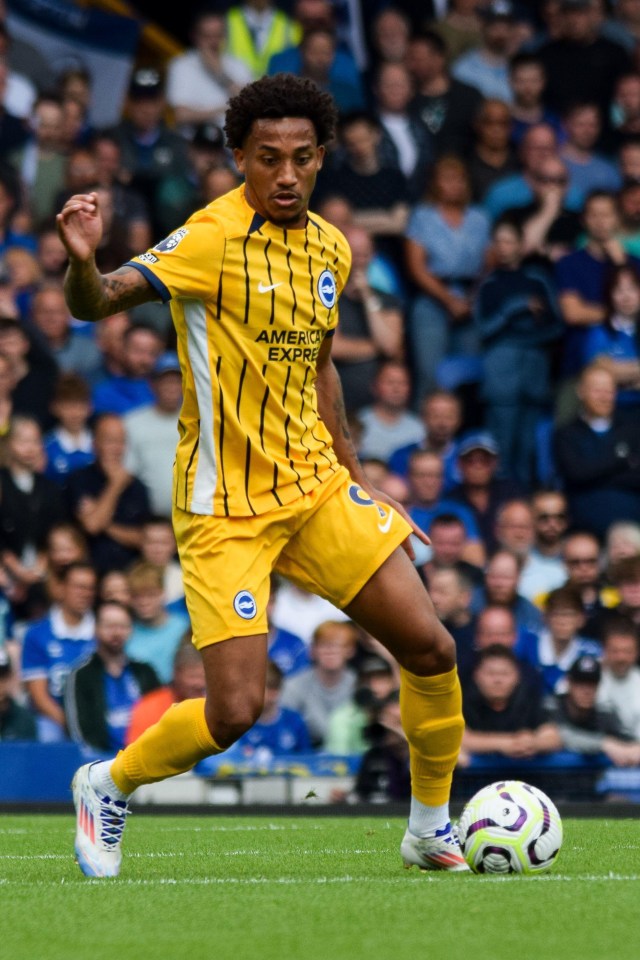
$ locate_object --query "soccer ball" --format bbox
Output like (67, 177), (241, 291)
(457, 780), (563, 874)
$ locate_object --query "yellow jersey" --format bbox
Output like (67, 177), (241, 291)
(128, 185), (352, 517)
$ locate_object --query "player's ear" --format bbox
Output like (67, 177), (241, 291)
(233, 148), (245, 175)
(316, 145), (325, 170)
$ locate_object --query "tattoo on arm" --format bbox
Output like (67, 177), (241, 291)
(65, 264), (155, 320)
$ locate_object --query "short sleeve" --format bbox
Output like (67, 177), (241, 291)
(127, 216), (226, 304)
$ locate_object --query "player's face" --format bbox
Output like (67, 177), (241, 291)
(234, 117), (325, 228)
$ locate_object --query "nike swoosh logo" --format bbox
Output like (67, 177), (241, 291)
(378, 510), (393, 534)
(258, 281), (283, 293)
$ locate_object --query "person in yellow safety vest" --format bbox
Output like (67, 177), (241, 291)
(225, 1), (300, 79)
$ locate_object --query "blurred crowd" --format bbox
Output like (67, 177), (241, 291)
(2, 0), (640, 801)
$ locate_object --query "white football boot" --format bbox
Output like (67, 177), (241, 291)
(401, 823), (470, 872)
(72, 763), (130, 878)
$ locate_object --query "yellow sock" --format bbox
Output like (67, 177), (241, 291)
(399, 665), (464, 807)
(111, 698), (222, 795)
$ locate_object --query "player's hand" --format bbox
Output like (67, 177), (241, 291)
(365, 486), (430, 562)
(56, 192), (103, 262)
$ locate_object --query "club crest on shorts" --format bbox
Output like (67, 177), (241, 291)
(233, 590), (257, 620)
(347, 483), (375, 506)
(317, 269), (336, 309)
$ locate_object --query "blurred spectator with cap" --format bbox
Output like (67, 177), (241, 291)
(448, 429), (525, 550)
(155, 122), (230, 237)
(543, 652), (640, 765)
(124, 350), (182, 519)
(451, 0), (519, 104)
(324, 654), (398, 755)
(166, 7), (252, 138)
(106, 66), (190, 236)
(0, 645), (36, 741)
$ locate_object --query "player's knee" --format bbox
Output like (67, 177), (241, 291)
(400, 617), (457, 676)
(206, 695), (264, 748)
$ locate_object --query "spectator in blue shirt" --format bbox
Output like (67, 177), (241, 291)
(554, 189), (640, 385)
(388, 388), (463, 492)
(475, 215), (564, 484)
(516, 584), (602, 695)
(559, 102), (622, 200)
(404, 153), (491, 404)
(580, 264), (640, 406)
(407, 449), (485, 567)
(484, 122), (583, 221)
(21, 561), (96, 742)
(125, 561), (190, 685)
(92, 322), (163, 416)
(44, 372), (94, 486)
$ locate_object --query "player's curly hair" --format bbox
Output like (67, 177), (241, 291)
(224, 73), (338, 149)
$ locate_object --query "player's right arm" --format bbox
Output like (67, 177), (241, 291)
(56, 192), (158, 321)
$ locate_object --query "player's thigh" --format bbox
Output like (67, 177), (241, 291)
(172, 506), (288, 648)
(275, 477), (410, 609)
(343, 547), (456, 675)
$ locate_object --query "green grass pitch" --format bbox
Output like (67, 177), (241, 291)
(2, 813), (638, 960)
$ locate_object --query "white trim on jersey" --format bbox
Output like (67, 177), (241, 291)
(185, 300), (218, 515)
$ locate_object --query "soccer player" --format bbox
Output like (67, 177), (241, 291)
(57, 74), (468, 877)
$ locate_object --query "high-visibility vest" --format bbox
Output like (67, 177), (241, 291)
(225, 8), (300, 78)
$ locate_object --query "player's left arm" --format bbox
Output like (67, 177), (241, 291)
(315, 336), (429, 558)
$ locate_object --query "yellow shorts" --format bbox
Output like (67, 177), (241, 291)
(172, 467), (411, 648)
